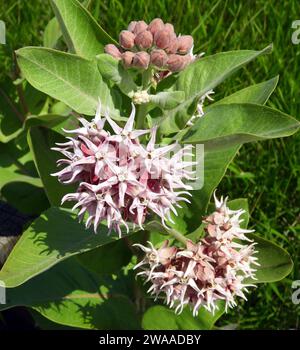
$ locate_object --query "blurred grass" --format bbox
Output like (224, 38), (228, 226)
(0, 0), (299, 329)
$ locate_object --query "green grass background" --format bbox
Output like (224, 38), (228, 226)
(0, 0), (299, 329)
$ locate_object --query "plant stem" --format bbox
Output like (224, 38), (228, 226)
(142, 68), (153, 89)
(168, 228), (188, 245)
(146, 220), (188, 245)
(136, 68), (153, 129)
(136, 103), (147, 129)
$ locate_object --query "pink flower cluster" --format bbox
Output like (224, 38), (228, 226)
(52, 102), (195, 236)
(134, 193), (259, 315)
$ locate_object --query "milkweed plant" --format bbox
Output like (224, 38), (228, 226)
(0, 0), (299, 330)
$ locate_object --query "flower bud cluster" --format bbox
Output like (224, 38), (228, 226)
(104, 18), (194, 72)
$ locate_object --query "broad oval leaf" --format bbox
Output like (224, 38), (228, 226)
(175, 76), (284, 228)
(210, 76), (279, 107)
(142, 302), (225, 330)
(0, 207), (128, 288)
(160, 44), (273, 134)
(247, 233), (293, 283)
(27, 126), (76, 207)
(0, 140), (42, 189)
(0, 258), (140, 330)
(182, 103), (300, 149)
(177, 45), (272, 101)
(51, 0), (116, 59)
(16, 47), (121, 119)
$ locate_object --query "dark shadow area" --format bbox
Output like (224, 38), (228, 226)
(0, 200), (32, 237)
(1, 182), (49, 216)
(0, 307), (37, 330)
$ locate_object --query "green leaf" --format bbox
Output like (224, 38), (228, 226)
(0, 115), (22, 143)
(0, 140), (42, 189)
(0, 168), (42, 189)
(97, 53), (137, 96)
(43, 17), (62, 48)
(0, 207), (132, 288)
(176, 75), (284, 227)
(27, 126), (76, 207)
(159, 44), (273, 134)
(51, 0), (116, 59)
(149, 91), (185, 110)
(247, 233), (293, 283)
(1, 182), (49, 215)
(210, 76), (279, 107)
(78, 238), (133, 275)
(0, 80), (23, 143)
(0, 258), (139, 330)
(16, 47), (121, 119)
(142, 302), (225, 330)
(182, 103), (300, 149)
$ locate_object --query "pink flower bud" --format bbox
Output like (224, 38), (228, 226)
(133, 51), (150, 69)
(122, 51), (135, 68)
(165, 36), (178, 54)
(127, 21), (137, 32)
(177, 35), (194, 54)
(154, 29), (172, 49)
(119, 30), (135, 49)
(148, 18), (165, 36)
(150, 49), (168, 68)
(164, 23), (175, 34)
(167, 54), (187, 72)
(104, 44), (122, 60)
(133, 21), (148, 34)
(134, 30), (153, 49)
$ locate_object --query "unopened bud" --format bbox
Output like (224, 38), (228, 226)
(133, 21), (148, 34)
(128, 21), (137, 32)
(167, 54), (187, 72)
(104, 44), (122, 60)
(154, 29), (172, 49)
(150, 49), (168, 68)
(132, 90), (150, 104)
(119, 30), (135, 49)
(165, 36), (178, 54)
(133, 51), (150, 69)
(177, 35), (194, 54)
(164, 23), (175, 34)
(134, 30), (153, 49)
(122, 51), (135, 68)
(148, 18), (165, 36)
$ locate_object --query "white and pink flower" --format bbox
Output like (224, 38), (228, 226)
(134, 193), (259, 315)
(52, 101), (196, 236)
